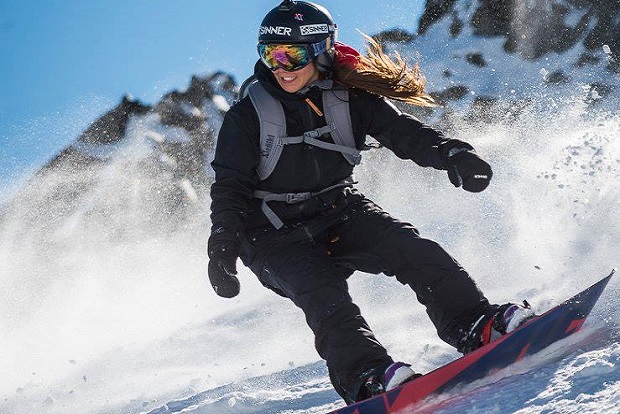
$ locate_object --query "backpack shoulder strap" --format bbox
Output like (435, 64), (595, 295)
(247, 82), (285, 180)
(237, 75), (258, 101)
(322, 88), (361, 166)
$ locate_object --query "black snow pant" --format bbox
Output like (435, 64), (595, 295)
(239, 192), (491, 403)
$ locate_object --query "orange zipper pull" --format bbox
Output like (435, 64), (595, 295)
(304, 98), (324, 117)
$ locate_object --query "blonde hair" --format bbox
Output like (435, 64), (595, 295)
(332, 34), (436, 107)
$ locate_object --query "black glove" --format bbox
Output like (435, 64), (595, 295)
(445, 144), (493, 193)
(207, 227), (241, 298)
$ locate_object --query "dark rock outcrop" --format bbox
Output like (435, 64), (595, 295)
(3, 73), (237, 235)
(419, 0), (620, 62)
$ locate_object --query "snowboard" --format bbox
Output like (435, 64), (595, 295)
(327, 270), (615, 414)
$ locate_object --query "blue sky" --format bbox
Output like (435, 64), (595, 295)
(0, 0), (424, 200)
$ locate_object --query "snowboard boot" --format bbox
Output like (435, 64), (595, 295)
(356, 362), (421, 402)
(459, 301), (536, 354)
(384, 362), (421, 391)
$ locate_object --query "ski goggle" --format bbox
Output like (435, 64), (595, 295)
(258, 43), (312, 71)
(258, 38), (331, 71)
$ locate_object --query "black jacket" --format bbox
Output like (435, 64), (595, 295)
(210, 61), (455, 232)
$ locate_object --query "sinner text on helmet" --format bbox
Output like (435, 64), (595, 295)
(299, 24), (329, 36)
(259, 26), (292, 36)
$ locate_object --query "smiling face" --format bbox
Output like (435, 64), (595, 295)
(272, 63), (320, 93)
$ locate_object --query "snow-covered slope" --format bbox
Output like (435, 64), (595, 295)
(399, 0), (619, 109)
(1, 1), (619, 413)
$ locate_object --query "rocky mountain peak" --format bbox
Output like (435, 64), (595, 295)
(419, 0), (619, 66)
(3, 73), (238, 237)
(376, 0), (620, 117)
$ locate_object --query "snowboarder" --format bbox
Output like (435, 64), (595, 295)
(208, 0), (532, 404)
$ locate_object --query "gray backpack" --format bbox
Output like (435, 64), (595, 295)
(246, 79), (361, 180)
(243, 79), (362, 228)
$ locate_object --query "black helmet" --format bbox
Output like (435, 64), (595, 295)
(258, 1), (337, 72)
